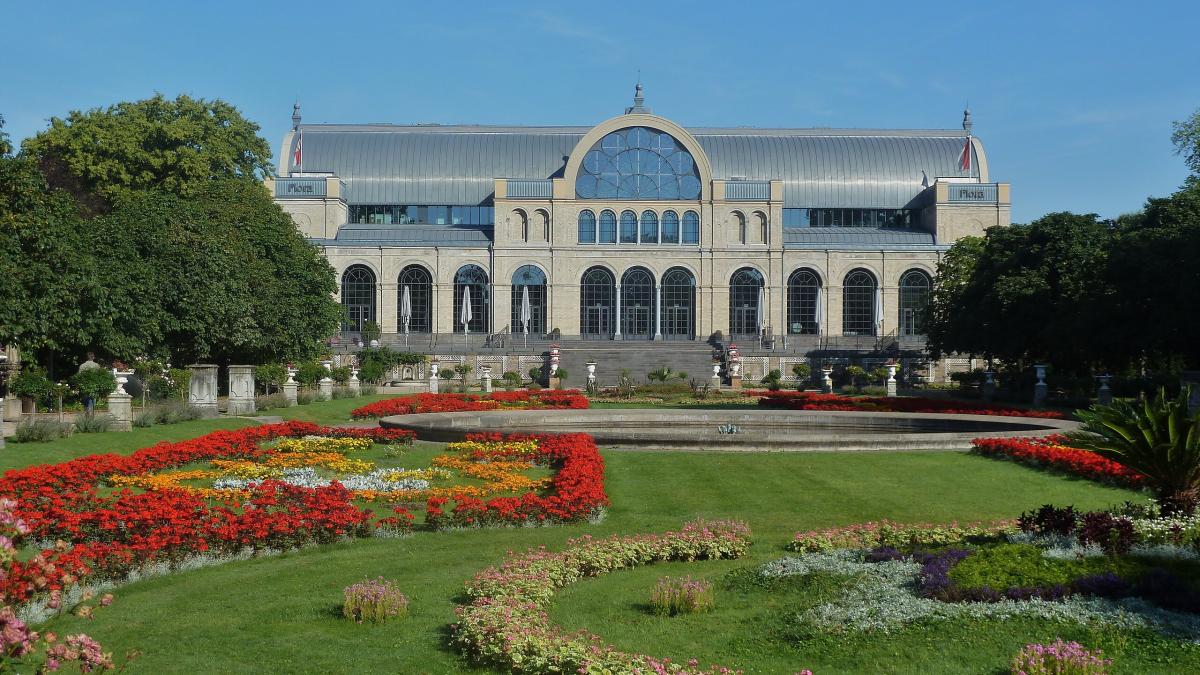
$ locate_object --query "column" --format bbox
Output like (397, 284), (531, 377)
(613, 283), (622, 339)
(188, 364), (219, 418)
(654, 285), (662, 339)
(227, 365), (256, 415)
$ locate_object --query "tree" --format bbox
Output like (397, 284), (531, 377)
(924, 214), (1116, 372)
(22, 94), (273, 208)
(1172, 108), (1200, 175)
(0, 114), (11, 156)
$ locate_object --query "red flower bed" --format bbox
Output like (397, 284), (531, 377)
(350, 390), (589, 419)
(970, 435), (1145, 487)
(753, 391), (1065, 419)
(426, 432), (607, 529)
(0, 421), (411, 604)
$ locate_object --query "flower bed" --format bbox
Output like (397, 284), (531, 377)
(970, 436), (1145, 488)
(788, 519), (1016, 553)
(753, 391), (1065, 419)
(350, 390), (589, 419)
(0, 422), (608, 608)
(426, 432), (607, 528)
(451, 519), (786, 674)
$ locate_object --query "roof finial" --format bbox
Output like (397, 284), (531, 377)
(962, 105), (972, 137)
(292, 101), (302, 131)
(625, 79), (652, 115)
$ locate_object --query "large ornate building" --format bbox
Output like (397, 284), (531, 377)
(269, 87), (1009, 359)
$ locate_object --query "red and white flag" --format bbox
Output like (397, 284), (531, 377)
(958, 137), (972, 173)
(292, 131), (303, 171)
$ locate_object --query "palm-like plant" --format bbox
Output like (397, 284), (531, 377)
(1068, 388), (1200, 514)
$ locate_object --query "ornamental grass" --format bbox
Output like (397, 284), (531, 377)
(1010, 639), (1111, 674)
(650, 575), (714, 616)
(342, 577), (409, 624)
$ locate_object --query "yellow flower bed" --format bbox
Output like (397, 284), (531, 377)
(210, 459), (282, 479)
(109, 469), (221, 491)
(263, 451), (374, 473)
(446, 439), (540, 457)
(274, 437), (372, 454)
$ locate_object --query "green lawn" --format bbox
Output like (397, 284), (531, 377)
(33, 432), (1172, 674)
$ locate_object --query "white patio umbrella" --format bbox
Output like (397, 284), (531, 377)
(400, 285), (412, 348)
(814, 285), (824, 335)
(520, 285), (532, 349)
(874, 285), (884, 336)
(460, 286), (473, 349)
(756, 285), (765, 335)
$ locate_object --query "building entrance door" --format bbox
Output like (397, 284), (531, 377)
(663, 304), (692, 340)
(731, 304), (758, 338)
(582, 305), (610, 339)
(623, 305), (652, 339)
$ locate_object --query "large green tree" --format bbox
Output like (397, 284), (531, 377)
(925, 213), (1117, 372)
(22, 94), (273, 210)
(1172, 108), (1200, 175)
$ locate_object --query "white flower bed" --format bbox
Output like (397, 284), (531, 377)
(762, 550), (1200, 640)
(213, 467), (429, 492)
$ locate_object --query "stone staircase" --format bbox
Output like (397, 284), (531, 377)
(558, 341), (718, 387)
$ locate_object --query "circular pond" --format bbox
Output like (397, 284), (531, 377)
(380, 408), (1078, 452)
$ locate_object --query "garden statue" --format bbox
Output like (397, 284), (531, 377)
(711, 361), (721, 386)
(481, 365), (492, 393)
(349, 368), (361, 395)
(1033, 364), (1048, 406)
(429, 360), (440, 394)
(821, 365), (834, 394)
(886, 362), (898, 398)
(549, 344), (561, 376)
(982, 370), (996, 401)
(283, 366), (299, 406)
(726, 345), (741, 377)
(586, 361), (597, 393)
(1096, 374), (1113, 405)
(107, 369), (134, 431)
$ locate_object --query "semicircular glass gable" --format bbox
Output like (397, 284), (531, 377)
(575, 126), (702, 200)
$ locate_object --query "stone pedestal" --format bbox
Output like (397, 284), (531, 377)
(318, 377), (334, 401)
(711, 363), (721, 388)
(481, 367), (492, 393)
(729, 375), (742, 390)
(821, 368), (834, 394)
(1033, 364), (1049, 407)
(886, 364), (898, 398)
(282, 381), (298, 406)
(2, 394), (17, 422)
(188, 364), (219, 418)
(1096, 375), (1114, 406)
(227, 365), (256, 415)
(982, 370), (996, 402)
(429, 362), (440, 394)
(549, 376), (561, 391)
(107, 375), (133, 432)
(348, 369), (361, 396)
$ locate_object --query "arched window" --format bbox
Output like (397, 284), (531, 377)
(599, 210), (617, 243)
(575, 126), (702, 200)
(755, 211), (768, 244)
(511, 209), (527, 242)
(734, 212), (747, 245)
(397, 265), (432, 333)
(619, 210), (638, 244)
(580, 267), (615, 338)
(661, 211), (680, 244)
(454, 264), (489, 334)
(661, 267), (695, 340)
(511, 265), (547, 335)
(787, 269), (821, 335)
(842, 269), (877, 336)
(683, 210), (700, 244)
(621, 267), (656, 339)
(535, 209), (550, 242)
(640, 211), (659, 244)
(729, 267), (764, 338)
(899, 269), (932, 336)
(578, 210), (596, 244)
(341, 265), (376, 332)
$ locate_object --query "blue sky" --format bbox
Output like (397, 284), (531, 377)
(2, 1), (1197, 222)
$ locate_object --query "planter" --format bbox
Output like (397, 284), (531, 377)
(20, 396), (36, 414)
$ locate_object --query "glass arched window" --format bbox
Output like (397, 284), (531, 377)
(511, 265), (547, 335)
(683, 211), (700, 244)
(397, 265), (432, 333)
(640, 211), (658, 244)
(341, 265), (376, 332)
(787, 269), (821, 335)
(599, 210), (617, 243)
(842, 269), (877, 337)
(661, 211), (680, 244)
(575, 126), (702, 200)
(580, 267), (615, 338)
(454, 264), (489, 334)
(621, 267), (656, 339)
(729, 267), (764, 338)
(619, 210), (638, 244)
(662, 267), (695, 340)
(899, 269), (932, 336)
(577, 210), (596, 244)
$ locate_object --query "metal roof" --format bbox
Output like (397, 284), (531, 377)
(309, 222), (493, 247)
(288, 123), (982, 209)
(782, 227), (943, 250)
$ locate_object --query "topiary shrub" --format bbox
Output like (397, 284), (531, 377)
(295, 361), (327, 387)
